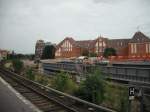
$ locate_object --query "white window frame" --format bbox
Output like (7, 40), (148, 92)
(149, 44), (150, 53)
(134, 43), (137, 53)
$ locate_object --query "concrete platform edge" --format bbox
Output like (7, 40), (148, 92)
(0, 76), (42, 112)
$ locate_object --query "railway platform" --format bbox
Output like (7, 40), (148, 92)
(0, 76), (41, 112)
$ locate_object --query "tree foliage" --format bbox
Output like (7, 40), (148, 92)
(82, 49), (89, 56)
(42, 45), (55, 59)
(75, 68), (105, 104)
(104, 82), (128, 112)
(53, 71), (77, 94)
(35, 75), (49, 85)
(7, 52), (35, 60)
(26, 68), (35, 80)
(103, 48), (116, 58)
(12, 59), (24, 74)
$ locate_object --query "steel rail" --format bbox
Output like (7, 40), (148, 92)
(0, 68), (116, 112)
(0, 69), (79, 112)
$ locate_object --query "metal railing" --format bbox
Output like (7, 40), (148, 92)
(42, 63), (150, 84)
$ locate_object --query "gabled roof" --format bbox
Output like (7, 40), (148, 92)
(56, 37), (95, 49)
(56, 31), (150, 50)
(56, 37), (75, 49)
(109, 38), (130, 41)
(130, 31), (150, 43)
(36, 40), (44, 43)
(75, 40), (94, 49)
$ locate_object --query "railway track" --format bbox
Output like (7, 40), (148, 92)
(0, 68), (115, 112)
(43, 64), (150, 112)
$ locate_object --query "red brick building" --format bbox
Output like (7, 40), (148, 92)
(55, 32), (150, 59)
(128, 32), (150, 58)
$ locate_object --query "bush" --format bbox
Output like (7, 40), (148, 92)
(12, 59), (24, 74)
(26, 68), (35, 80)
(35, 74), (49, 86)
(52, 71), (77, 94)
(104, 82), (128, 112)
(75, 68), (105, 104)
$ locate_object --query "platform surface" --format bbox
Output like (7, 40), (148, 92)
(0, 76), (41, 112)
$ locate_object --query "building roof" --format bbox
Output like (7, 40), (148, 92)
(130, 31), (150, 43)
(75, 40), (93, 49)
(56, 31), (150, 50)
(36, 40), (44, 43)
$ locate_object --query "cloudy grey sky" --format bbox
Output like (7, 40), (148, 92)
(0, 0), (150, 54)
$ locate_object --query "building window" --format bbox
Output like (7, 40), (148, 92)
(70, 45), (72, 51)
(55, 48), (61, 56)
(68, 42), (70, 51)
(61, 40), (72, 52)
(96, 42), (98, 47)
(146, 44), (148, 53)
(99, 48), (102, 52)
(131, 44), (133, 54)
(95, 40), (106, 53)
(149, 44), (150, 53)
(120, 42), (123, 46)
(96, 47), (98, 53)
(134, 43), (137, 53)
(99, 42), (102, 46)
(103, 41), (106, 46)
(131, 43), (137, 54)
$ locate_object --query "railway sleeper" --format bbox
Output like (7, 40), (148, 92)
(32, 99), (51, 105)
(42, 106), (64, 112)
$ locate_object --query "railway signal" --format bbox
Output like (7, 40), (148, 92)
(129, 86), (135, 100)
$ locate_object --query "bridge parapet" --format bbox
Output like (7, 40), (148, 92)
(101, 66), (150, 84)
(42, 62), (150, 84)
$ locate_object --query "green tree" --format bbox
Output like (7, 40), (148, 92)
(26, 68), (35, 80)
(53, 71), (77, 94)
(42, 45), (55, 59)
(82, 49), (89, 56)
(103, 48), (116, 58)
(12, 59), (24, 74)
(75, 68), (105, 104)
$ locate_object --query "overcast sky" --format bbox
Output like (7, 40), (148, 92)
(0, 0), (150, 54)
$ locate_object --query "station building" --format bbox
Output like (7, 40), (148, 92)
(55, 31), (150, 59)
